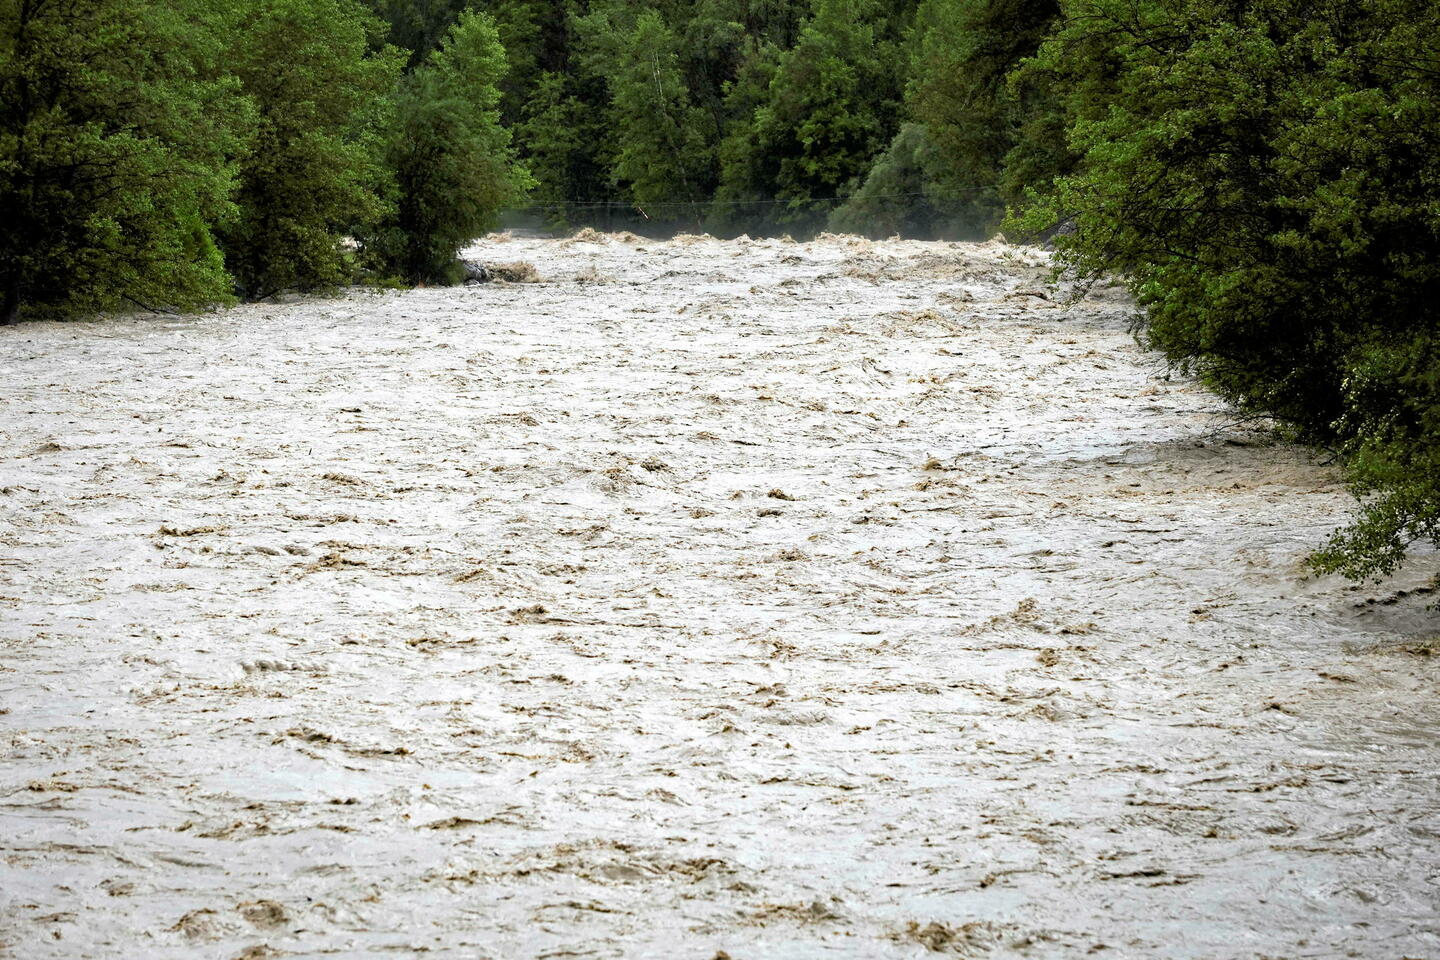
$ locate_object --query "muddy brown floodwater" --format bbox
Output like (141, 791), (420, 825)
(1, 233), (1438, 959)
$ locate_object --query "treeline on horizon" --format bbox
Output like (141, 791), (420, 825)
(378, 0), (1051, 240)
(2, 0), (1438, 579)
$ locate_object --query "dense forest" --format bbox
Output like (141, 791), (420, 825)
(366, 0), (1054, 239)
(2, 0), (1437, 576)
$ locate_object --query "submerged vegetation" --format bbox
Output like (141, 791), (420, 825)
(1, 0), (1436, 576)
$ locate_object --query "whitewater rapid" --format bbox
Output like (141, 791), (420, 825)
(2, 232), (1436, 959)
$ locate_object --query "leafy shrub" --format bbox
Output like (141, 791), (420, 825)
(218, 0), (402, 299)
(1012, 0), (1440, 579)
(0, 0), (249, 322)
(361, 10), (530, 284)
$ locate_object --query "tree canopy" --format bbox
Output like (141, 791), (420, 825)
(0, 0), (249, 323)
(1007, 0), (1440, 580)
(361, 9), (531, 283)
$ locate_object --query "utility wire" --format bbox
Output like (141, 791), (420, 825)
(501, 188), (1000, 211)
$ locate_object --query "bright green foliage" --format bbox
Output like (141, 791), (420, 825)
(1013, 0), (1440, 580)
(1312, 336), (1440, 580)
(362, 9), (531, 283)
(0, 0), (249, 322)
(717, 0), (895, 232)
(219, 0), (402, 299)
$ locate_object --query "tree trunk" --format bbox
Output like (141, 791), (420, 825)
(0, 287), (19, 326)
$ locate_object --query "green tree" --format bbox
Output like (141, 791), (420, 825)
(716, 0), (896, 234)
(363, 9), (530, 283)
(362, 0), (468, 67)
(906, 0), (1062, 228)
(516, 70), (613, 229)
(666, 0), (745, 140)
(602, 9), (714, 211)
(1312, 335), (1440, 581)
(0, 0), (249, 323)
(219, 0), (402, 299)
(486, 0), (570, 126)
(708, 38), (784, 234)
(1013, 0), (1440, 580)
(827, 122), (987, 239)
(569, 3), (721, 225)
